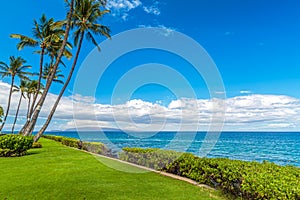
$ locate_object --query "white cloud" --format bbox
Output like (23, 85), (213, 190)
(158, 25), (176, 36)
(106, 0), (162, 20)
(106, 0), (142, 20)
(138, 25), (176, 37)
(106, 0), (142, 11)
(240, 90), (252, 94)
(267, 123), (293, 128)
(1, 80), (300, 132)
(143, 5), (160, 15)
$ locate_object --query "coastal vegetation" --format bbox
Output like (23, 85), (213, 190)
(0, 134), (33, 157)
(28, 135), (300, 199)
(0, 0), (110, 142)
(120, 147), (300, 199)
(0, 138), (224, 200)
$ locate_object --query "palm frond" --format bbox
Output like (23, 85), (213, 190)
(86, 31), (100, 51)
(10, 34), (38, 50)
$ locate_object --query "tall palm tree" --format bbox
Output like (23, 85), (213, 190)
(35, 0), (110, 141)
(11, 80), (27, 133)
(0, 56), (31, 131)
(19, 80), (43, 134)
(23, 0), (75, 136)
(10, 14), (66, 121)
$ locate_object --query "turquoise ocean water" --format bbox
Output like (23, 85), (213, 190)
(46, 131), (300, 167)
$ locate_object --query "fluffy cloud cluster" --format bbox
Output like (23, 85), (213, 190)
(143, 5), (160, 15)
(1, 80), (300, 132)
(106, 0), (161, 20)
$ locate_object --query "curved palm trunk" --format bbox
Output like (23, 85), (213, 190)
(30, 47), (45, 118)
(23, 0), (74, 136)
(19, 95), (31, 134)
(35, 32), (84, 142)
(12, 93), (23, 133)
(0, 76), (15, 132)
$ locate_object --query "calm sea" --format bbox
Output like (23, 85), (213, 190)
(45, 131), (300, 167)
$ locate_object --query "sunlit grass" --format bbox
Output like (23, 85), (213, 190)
(0, 138), (225, 200)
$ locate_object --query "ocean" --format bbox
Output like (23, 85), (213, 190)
(45, 131), (300, 167)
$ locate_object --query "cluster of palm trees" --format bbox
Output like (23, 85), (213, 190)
(0, 0), (111, 142)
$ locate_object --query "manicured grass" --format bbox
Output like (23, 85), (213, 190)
(0, 139), (225, 200)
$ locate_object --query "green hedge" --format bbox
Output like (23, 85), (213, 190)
(120, 147), (182, 169)
(42, 135), (64, 142)
(42, 135), (111, 156)
(61, 137), (81, 148)
(120, 148), (300, 200)
(82, 141), (109, 155)
(0, 134), (33, 157)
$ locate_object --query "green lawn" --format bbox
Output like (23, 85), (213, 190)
(0, 139), (225, 200)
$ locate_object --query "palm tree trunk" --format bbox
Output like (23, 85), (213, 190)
(23, 0), (74, 136)
(12, 93), (23, 133)
(34, 32), (84, 142)
(19, 95), (31, 134)
(0, 76), (15, 132)
(29, 47), (45, 118)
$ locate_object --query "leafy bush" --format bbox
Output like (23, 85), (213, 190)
(42, 135), (64, 142)
(0, 134), (33, 157)
(120, 148), (183, 170)
(82, 141), (110, 155)
(61, 137), (81, 148)
(31, 142), (42, 148)
(120, 148), (300, 200)
(42, 135), (111, 156)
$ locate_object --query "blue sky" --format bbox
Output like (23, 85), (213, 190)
(0, 0), (300, 131)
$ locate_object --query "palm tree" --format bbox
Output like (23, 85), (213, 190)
(0, 56), (31, 131)
(19, 80), (43, 134)
(10, 14), (66, 122)
(23, 0), (75, 136)
(42, 64), (65, 85)
(11, 80), (27, 133)
(34, 0), (110, 141)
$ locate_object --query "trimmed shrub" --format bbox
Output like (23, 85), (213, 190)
(120, 148), (183, 170)
(0, 134), (33, 157)
(82, 141), (109, 155)
(42, 135), (111, 156)
(0, 148), (13, 157)
(120, 147), (300, 200)
(42, 135), (64, 142)
(61, 137), (81, 148)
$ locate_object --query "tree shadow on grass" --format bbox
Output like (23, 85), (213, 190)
(26, 149), (42, 156)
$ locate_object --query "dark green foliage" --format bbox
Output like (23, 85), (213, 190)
(61, 137), (81, 148)
(43, 135), (81, 148)
(120, 148), (300, 200)
(0, 134), (33, 157)
(42, 135), (111, 156)
(42, 135), (64, 142)
(120, 148), (183, 170)
(31, 142), (42, 148)
(82, 141), (109, 155)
